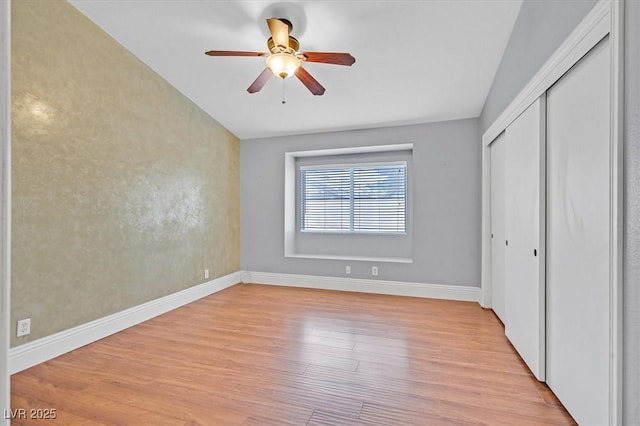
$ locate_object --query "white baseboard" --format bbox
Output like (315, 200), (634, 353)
(9, 271), (242, 374)
(243, 271), (481, 302)
(9, 270), (479, 374)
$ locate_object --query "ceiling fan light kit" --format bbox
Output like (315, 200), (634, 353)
(266, 52), (300, 79)
(205, 18), (355, 96)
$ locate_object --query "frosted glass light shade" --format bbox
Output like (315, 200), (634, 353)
(266, 53), (301, 79)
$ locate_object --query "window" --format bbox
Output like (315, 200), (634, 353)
(300, 162), (407, 234)
(285, 144), (413, 262)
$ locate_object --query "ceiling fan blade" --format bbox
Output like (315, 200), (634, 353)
(267, 18), (289, 49)
(295, 67), (325, 96)
(300, 52), (356, 66)
(205, 50), (266, 57)
(247, 68), (272, 94)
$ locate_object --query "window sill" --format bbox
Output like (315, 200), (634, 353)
(284, 253), (413, 264)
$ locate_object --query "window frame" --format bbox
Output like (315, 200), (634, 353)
(299, 160), (408, 235)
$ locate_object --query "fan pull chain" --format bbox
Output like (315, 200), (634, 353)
(282, 79), (286, 104)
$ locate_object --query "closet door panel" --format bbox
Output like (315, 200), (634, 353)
(546, 36), (610, 425)
(490, 133), (506, 323)
(504, 97), (545, 381)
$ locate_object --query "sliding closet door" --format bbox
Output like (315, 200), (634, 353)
(546, 36), (610, 425)
(490, 133), (506, 323)
(504, 97), (545, 381)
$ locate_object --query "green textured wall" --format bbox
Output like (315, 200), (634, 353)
(11, 0), (240, 347)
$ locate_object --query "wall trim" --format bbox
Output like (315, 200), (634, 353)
(9, 271), (243, 374)
(243, 271), (480, 302)
(609, 1), (624, 422)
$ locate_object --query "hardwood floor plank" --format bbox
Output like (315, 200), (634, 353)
(307, 410), (371, 426)
(359, 402), (433, 426)
(11, 284), (575, 425)
(439, 400), (576, 426)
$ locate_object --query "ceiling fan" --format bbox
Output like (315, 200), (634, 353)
(205, 18), (355, 96)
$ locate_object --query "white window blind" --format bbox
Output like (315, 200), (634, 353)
(300, 163), (407, 233)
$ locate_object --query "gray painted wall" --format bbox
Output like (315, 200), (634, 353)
(624, 1), (639, 422)
(480, 0), (598, 133)
(241, 119), (481, 286)
(480, 0), (638, 421)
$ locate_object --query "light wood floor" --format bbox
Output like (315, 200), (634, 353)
(11, 284), (575, 425)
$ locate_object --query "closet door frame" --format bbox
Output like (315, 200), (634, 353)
(0, 1), (10, 424)
(480, 0), (624, 423)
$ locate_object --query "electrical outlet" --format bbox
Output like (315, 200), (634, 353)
(204, 269), (210, 279)
(17, 318), (30, 337)
(372, 266), (379, 276)
(345, 265), (351, 275)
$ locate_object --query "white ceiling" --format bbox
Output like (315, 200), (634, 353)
(69, 1), (522, 140)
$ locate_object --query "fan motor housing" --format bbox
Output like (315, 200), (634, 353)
(268, 36), (300, 53)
